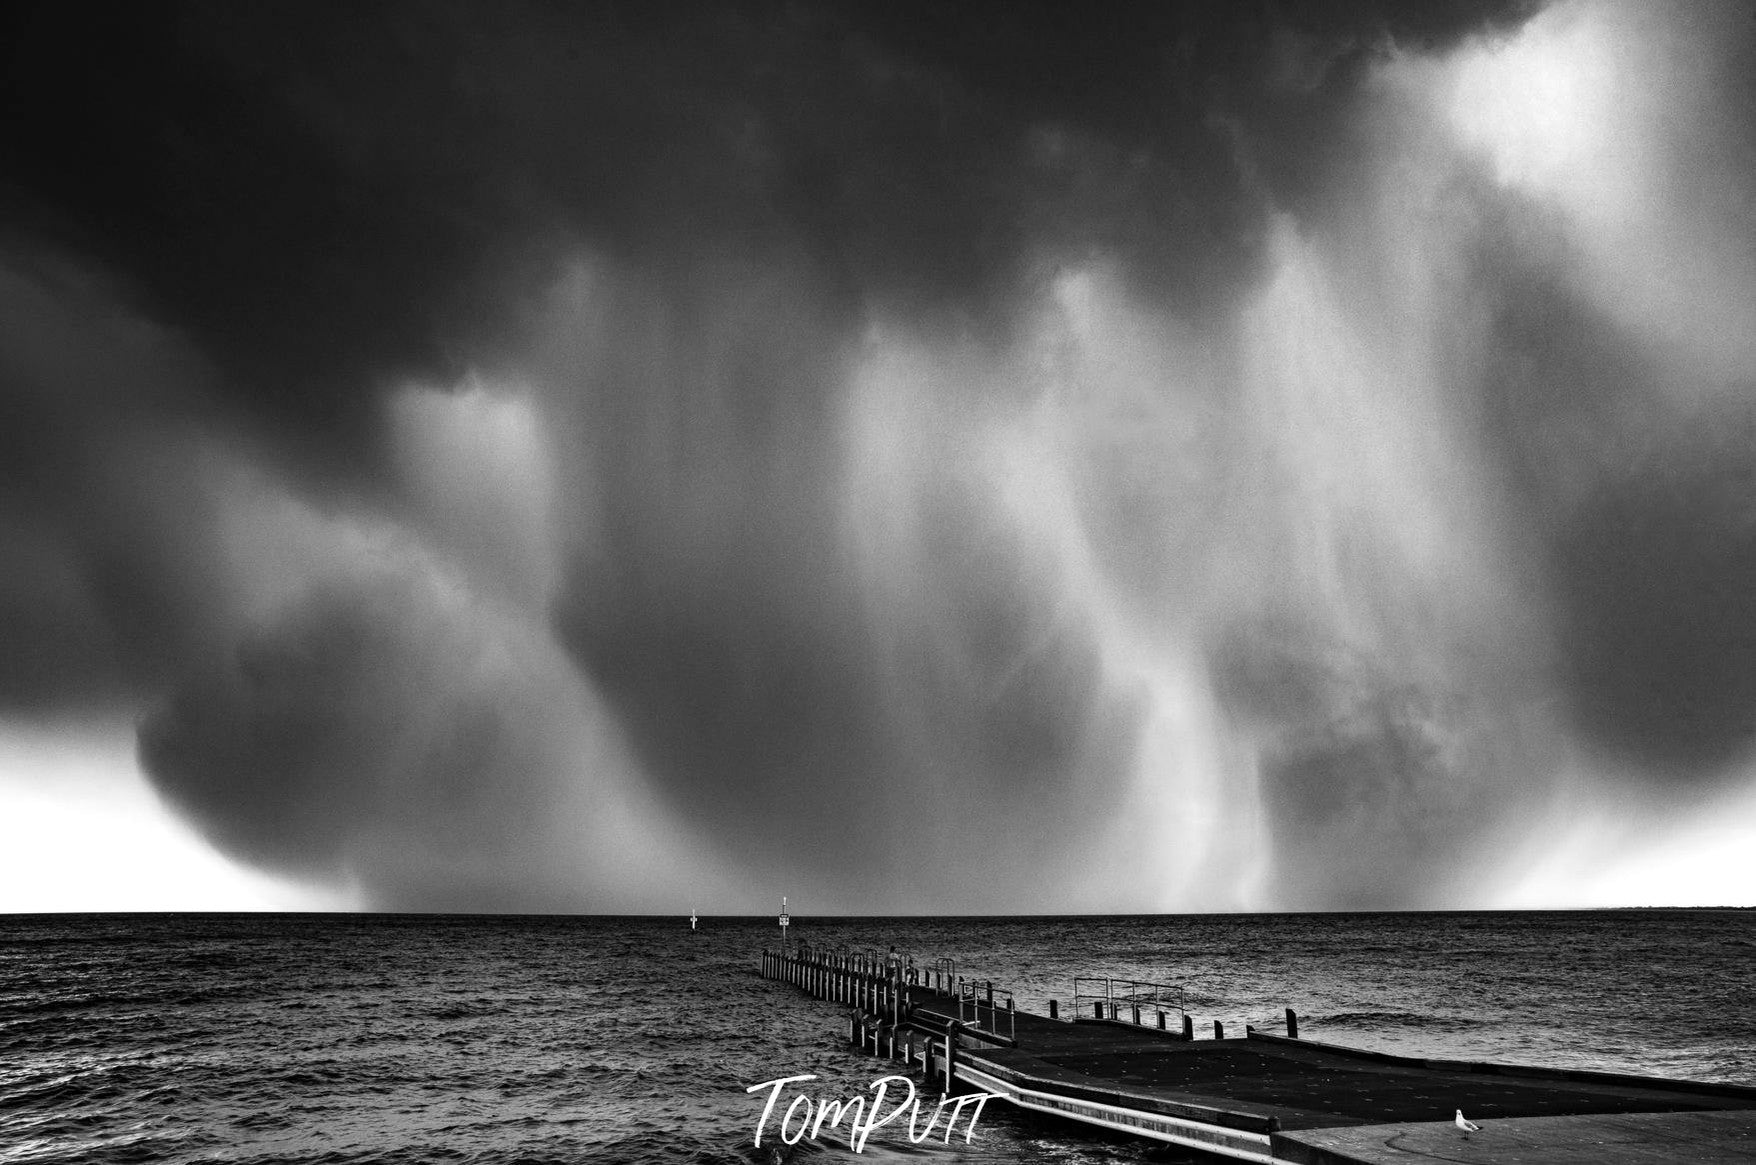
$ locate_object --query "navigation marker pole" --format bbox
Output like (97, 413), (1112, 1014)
(690, 908), (697, 930)
(779, 896), (791, 950)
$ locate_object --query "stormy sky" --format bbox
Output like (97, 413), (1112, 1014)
(3, 0), (1754, 913)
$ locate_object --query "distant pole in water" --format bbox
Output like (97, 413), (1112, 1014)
(778, 896), (790, 949)
(690, 908), (697, 930)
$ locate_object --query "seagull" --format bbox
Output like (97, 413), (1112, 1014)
(1455, 1109), (1482, 1134)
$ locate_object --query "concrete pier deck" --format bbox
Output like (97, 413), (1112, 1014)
(760, 946), (1756, 1163)
(1274, 1109), (1756, 1164)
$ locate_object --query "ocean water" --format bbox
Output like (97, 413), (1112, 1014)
(1, 911), (1751, 1164)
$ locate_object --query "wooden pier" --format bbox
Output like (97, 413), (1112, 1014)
(759, 945), (1756, 1163)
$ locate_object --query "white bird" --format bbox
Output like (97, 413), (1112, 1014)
(1455, 1109), (1482, 1134)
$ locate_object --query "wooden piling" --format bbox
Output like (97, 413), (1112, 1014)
(1214, 1019), (1224, 1039)
(944, 1023), (958, 1093)
(1049, 999), (1059, 1020)
(1182, 1013), (1193, 1039)
(1286, 1007), (1299, 1038)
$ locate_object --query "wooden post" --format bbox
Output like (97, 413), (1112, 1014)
(1132, 1003), (1141, 1025)
(1049, 999), (1059, 1020)
(944, 1023), (959, 1093)
(1214, 1020), (1224, 1039)
(1286, 1007), (1299, 1039)
(1182, 1013), (1193, 1039)
(1094, 1001), (1104, 1020)
(1157, 1011), (1166, 1030)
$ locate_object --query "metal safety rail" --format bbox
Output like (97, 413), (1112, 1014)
(957, 978), (1016, 1041)
(1072, 977), (1186, 1029)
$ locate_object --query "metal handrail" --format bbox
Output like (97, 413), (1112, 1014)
(1072, 976), (1186, 1026)
(957, 978), (1016, 1041)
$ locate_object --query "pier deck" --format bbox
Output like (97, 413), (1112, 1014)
(1274, 1108), (1756, 1164)
(760, 947), (1756, 1163)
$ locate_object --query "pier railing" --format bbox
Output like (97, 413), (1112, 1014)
(957, 978), (1016, 1041)
(1073, 977), (1186, 1029)
(760, 945), (1023, 1053)
(760, 944), (923, 1018)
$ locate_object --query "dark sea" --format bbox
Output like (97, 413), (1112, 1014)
(2, 911), (1752, 1164)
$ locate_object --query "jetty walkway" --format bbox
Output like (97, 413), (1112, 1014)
(759, 944), (1756, 1163)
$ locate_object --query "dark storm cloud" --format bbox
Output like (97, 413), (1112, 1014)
(1, 0), (1535, 406)
(20, 0), (1735, 910)
(1552, 426), (1756, 778)
(0, 256), (237, 710)
(1463, 198), (1756, 783)
(135, 560), (624, 910)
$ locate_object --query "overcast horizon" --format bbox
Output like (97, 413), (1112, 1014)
(4, 0), (1755, 915)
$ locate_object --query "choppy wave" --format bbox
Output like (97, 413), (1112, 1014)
(1313, 1011), (1486, 1031)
